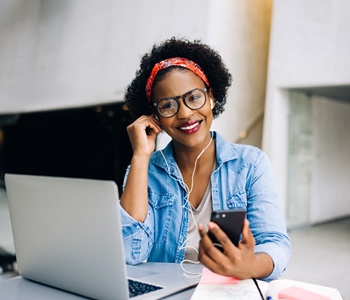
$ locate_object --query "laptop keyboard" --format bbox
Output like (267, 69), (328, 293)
(128, 279), (163, 298)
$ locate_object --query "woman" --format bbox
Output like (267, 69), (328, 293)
(120, 37), (290, 281)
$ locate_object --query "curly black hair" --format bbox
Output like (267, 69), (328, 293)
(124, 37), (232, 120)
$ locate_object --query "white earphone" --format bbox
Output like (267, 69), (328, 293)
(210, 98), (214, 109)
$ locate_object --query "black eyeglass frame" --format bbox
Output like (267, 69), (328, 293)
(152, 88), (208, 118)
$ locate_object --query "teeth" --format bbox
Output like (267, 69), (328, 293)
(180, 122), (199, 130)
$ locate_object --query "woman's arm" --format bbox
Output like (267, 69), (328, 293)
(120, 115), (162, 222)
(198, 148), (290, 280)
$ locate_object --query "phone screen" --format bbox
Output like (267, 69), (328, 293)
(208, 210), (246, 250)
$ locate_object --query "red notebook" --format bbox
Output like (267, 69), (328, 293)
(278, 285), (331, 300)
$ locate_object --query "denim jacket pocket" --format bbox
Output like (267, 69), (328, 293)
(226, 190), (247, 209)
(148, 189), (176, 242)
(148, 189), (175, 208)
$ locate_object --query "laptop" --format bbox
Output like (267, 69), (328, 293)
(5, 174), (202, 300)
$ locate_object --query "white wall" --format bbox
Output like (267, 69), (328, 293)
(263, 0), (350, 225)
(1, 0), (272, 148)
(208, 0), (272, 146)
(311, 96), (350, 223)
(0, 0), (210, 113)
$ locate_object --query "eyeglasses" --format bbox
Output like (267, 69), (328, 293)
(153, 88), (207, 118)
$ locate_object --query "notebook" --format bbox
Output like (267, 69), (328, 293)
(5, 174), (202, 300)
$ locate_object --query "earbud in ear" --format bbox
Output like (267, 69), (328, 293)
(210, 99), (214, 109)
(155, 115), (159, 120)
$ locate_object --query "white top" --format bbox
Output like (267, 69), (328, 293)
(184, 181), (213, 262)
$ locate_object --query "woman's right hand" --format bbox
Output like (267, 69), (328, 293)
(126, 115), (162, 157)
(121, 114), (162, 222)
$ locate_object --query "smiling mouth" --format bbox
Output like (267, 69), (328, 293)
(177, 120), (202, 133)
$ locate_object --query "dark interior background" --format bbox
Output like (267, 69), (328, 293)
(0, 102), (133, 196)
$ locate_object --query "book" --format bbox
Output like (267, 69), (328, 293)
(190, 268), (343, 300)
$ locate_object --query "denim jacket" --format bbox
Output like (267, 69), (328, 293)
(119, 131), (291, 280)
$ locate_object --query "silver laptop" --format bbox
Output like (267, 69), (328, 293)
(5, 174), (202, 300)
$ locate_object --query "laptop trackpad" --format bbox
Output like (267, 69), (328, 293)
(126, 265), (158, 279)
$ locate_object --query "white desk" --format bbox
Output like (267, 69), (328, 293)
(1, 273), (344, 300)
(0, 276), (197, 300)
(0, 260), (204, 300)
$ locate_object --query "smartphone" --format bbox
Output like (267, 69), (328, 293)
(208, 210), (246, 250)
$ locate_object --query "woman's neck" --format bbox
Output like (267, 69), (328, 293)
(173, 136), (215, 172)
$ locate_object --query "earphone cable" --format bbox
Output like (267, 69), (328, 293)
(252, 278), (265, 300)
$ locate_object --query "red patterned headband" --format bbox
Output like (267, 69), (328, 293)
(145, 57), (209, 102)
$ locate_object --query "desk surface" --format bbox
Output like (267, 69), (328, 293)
(1, 274), (344, 300)
(0, 276), (197, 300)
(0, 262), (201, 300)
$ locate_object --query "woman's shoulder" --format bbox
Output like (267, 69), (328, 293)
(217, 141), (273, 178)
(215, 131), (267, 163)
(232, 143), (264, 157)
(232, 145), (268, 171)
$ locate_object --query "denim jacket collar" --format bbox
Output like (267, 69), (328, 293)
(151, 131), (238, 176)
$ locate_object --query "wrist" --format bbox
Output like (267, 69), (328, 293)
(250, 253), (274, 279)
(131, 152), (151, 162)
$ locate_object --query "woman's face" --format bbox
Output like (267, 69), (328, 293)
(152, 69), (214, 151)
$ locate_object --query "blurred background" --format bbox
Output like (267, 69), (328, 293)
(0, 0), (349, 298)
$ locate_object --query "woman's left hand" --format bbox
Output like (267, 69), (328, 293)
(198, 219), (272, 279)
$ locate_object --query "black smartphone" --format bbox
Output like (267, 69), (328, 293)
(208, 210), (246, 250)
